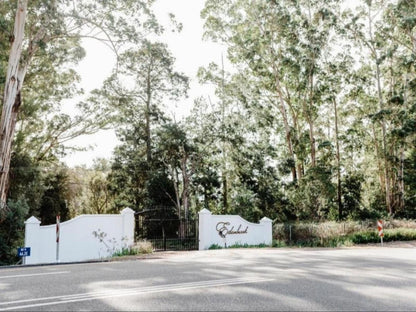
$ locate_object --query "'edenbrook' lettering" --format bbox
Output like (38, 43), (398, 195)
(216, 222), (248, 238)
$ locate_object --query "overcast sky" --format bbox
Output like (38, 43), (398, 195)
(62, 0), (225, 168)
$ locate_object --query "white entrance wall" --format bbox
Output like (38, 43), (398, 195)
(198, 208), (272, 250)
(24, 208), (135, 265)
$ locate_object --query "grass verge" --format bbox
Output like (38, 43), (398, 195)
(272, 228), (416, 248)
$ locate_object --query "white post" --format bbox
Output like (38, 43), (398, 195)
(24, 216), (41, 265)
(198, 208), (212, 250)
(56, 215), (60, 262)
(260, 217), (273, 246)
(121, 208), (135, 248)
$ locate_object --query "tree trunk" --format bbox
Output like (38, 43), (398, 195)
(367, 2), (391, 214)
(181, 149), (189, 221)
(307, 73), (316, 167)
(308, 118), (316, 167)
(220, 54), (230, 212)
(371, 123), (385, 196)
(275, 76), (297, 181)
(145, 77), (152, 163)
(399, 146), (405, 212)
(375, 62), (391, 214)
(333, 97), (342, 220)
(181, 150), (190, 239)
(0, 0), (28, 205)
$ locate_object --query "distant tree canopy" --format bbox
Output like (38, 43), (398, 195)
(0, 0), (415, 265)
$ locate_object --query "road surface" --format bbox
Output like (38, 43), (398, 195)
(0, 247), (415, 311)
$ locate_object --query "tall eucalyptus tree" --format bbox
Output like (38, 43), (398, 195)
(0, 0), (159, 209)
(202, 0), (340, 183)
(344, 0), (416, 215)
(100, 40), (189, 163)
(102, 40), (189, 223)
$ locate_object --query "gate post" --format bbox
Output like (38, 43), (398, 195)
(24, 216), (41, 265)
(198, 208), (212, 250)
(121, 208), (135, 247)
(260, 217), (273, 246)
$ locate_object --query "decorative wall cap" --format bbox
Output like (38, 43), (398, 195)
(121, 207), (135, 215)
(260, 217), (272, 223)
(198, 208), (212, 215)
(25, 216), (41, 224)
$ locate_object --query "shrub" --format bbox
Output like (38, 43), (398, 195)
(208, 244), (223, 250)
(272, 240), (287, 247)
(383, 228), (416, 241)
(112, 247), (138, 257)
(273, 219), (416, 247)
(132, 240), (153, 254)
(0, 199), (29, 265)
(273, 220), (416, 248)
(112, 240), (154, 257)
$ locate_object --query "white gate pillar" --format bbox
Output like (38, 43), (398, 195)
(121, 207), (135, 247)
(198, 208), (212, 250)
(260, 217), (273, 245)
(24, 216), (41, 265)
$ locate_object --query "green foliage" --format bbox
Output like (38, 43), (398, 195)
(39, 168), (70, 225)
(341, 173), (367, 220)
(208, 244), (223, 250)
(287, 167), (336, 221)
(112, 247), (139, 257)
(383, 228), (416, 242)
(8, 151), (44, 217)
(0, 199), (29, 265)
(400, 149), (416, 218)
(272, 240), (288, 248)
(273, 221), (416, 248)
(3, 0), (416, 239)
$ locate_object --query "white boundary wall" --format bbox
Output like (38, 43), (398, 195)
(198, 208), (272, 250)
(24, 208), (135, 265)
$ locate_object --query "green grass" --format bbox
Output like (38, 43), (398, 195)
(112, 247), (139, 257)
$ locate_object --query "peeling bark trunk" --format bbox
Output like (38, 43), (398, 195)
(180, 149), (190, 239)
(375, 61), (392, 214)
(371, 123), (385, 197)
(333, 98), (342, 220)
(145, 74), (152, 163)
(0, 0), (28, 205)
(275, 76), (297, 181)
(181, 151), (189, 221)
(367, 3), (391, 214)
(307, 73), (316, 167)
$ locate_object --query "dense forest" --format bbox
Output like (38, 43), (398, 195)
(0, 0), (415, 264)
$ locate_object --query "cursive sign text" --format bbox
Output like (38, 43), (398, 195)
(216, 222), (248, 238)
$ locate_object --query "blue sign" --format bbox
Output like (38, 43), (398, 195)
(17, 247), (31, 257)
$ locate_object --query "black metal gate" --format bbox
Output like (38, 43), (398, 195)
(135, 206), (198, 251)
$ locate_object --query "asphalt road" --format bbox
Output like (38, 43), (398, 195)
(0, 246), (415, 311)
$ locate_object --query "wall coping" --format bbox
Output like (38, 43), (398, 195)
(24, 209), (133, 228)
(25, 216), (41, 224)
(198, 208), (212, 215)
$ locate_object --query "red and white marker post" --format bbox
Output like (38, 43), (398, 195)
(377, 219), (384, 247)
(56, 215), (60, 262)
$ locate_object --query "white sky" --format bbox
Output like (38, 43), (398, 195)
(62, 0), (225, 168)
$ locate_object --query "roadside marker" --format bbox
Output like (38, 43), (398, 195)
(56, 215), (60, 262)
(377, 219), (384, 247)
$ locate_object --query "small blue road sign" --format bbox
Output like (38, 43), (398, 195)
(17, 247), (31, 257)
